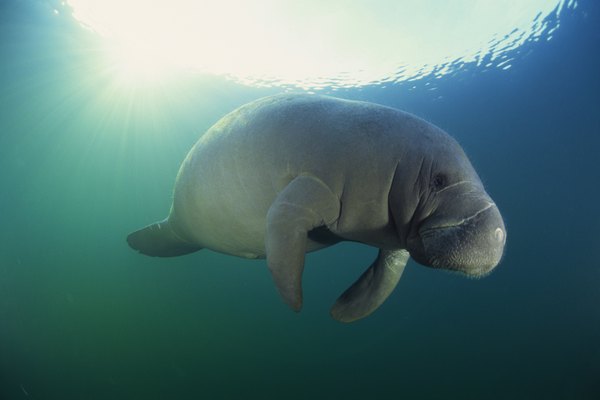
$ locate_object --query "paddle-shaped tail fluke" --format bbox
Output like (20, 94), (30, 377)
(127, 219), (202, 257)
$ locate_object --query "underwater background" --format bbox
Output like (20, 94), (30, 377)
(1, 0), (599, 399)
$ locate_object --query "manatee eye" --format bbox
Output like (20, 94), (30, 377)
(432, 174), (447, 191)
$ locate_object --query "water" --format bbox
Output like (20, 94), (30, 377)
(1, 1), (599, 399)
(64, 0), (578, 88)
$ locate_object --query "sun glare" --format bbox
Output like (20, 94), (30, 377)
(67, 0), (576, 88)
(104, 40), (172, 86)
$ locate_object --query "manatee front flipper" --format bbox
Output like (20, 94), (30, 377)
(266, 176), (340, 312)
(127, 218), (202, 257)
(330, 249), (409, 323)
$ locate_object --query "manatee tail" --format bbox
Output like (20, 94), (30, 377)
(127, 219), (202, 257)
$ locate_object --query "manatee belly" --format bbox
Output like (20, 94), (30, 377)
(169, 155), (275, 257)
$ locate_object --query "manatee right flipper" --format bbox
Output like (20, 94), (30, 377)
(127, 218), (202, 257)
(330, 249), (409, 323)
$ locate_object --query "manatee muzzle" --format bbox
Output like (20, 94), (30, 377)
(412, 203), (506, 277)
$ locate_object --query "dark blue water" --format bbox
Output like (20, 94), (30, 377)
(1, 1), (599, 399)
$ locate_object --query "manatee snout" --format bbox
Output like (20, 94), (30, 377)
(409, 204), (506, 277)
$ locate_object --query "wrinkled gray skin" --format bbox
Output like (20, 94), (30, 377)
(127, 94), (506, 322)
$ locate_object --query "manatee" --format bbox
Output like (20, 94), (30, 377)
(127, 94), (506, 322)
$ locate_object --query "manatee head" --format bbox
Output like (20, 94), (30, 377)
(394, 126), (506, 277)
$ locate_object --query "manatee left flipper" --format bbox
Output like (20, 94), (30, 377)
(266, 175), (340, 312)
(330, 249), (409, 323)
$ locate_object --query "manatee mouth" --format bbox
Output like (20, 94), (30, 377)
(409, 204), (506, 276)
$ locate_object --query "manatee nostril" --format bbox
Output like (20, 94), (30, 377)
(494, 227), (505, 243)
